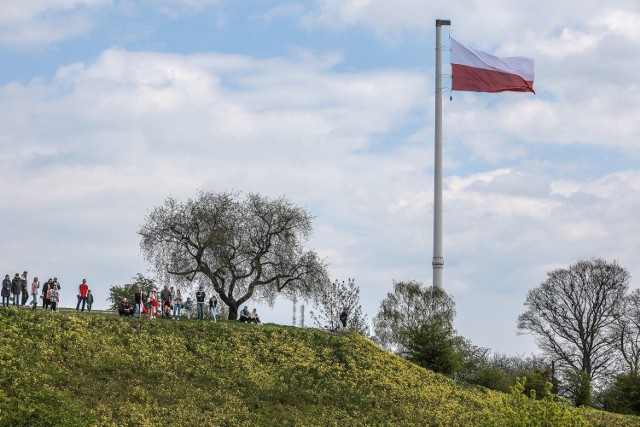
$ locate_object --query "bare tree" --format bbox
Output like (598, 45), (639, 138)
(373, 280), (455, 354)
(309, 278), (369, 335)
(517, 258), (629, 386)
(614, 289), (640, 376)
(139, 191), (327, 319)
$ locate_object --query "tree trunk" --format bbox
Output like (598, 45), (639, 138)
(228, 304), (238, 320)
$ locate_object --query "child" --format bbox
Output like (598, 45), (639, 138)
(49, 285), (59, 312)
(86, 290), (94, 312)
(148, 289), (158, 319)
(209, 296), (218, 322)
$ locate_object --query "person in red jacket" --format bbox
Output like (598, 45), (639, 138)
(76, 279), (89, 311)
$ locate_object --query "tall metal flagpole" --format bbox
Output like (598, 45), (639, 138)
(433, 19), (450, 289)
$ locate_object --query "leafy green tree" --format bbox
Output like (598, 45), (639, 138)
(402, 318), (459, 376)
(107, 273), (156, 311)
(373, 280), (455, 353)
(562, 368), (592, 407)
(597, 373), (640, 415)
(139, 191), (327, 320)
(309, 278), (369, 335)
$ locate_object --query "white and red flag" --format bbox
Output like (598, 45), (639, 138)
(450, 38), (534, 93)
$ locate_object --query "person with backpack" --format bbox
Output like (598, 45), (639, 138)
(2, 275), (11, 307)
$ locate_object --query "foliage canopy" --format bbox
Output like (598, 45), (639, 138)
(139, 191), (327, 319)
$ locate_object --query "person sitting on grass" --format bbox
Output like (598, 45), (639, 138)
(250, 308), (261, 325)
(239, 306), (251, 322)
(118, 298), (135, 317)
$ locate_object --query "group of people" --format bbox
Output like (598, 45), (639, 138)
(238, 306), (262, 324)
(119, 285), (261, 324)
(1, 272), (94, 313)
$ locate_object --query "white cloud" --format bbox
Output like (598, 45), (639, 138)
(0, 0), (108, 46)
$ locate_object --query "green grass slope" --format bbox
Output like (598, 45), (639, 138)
(0, 309), (638, 427)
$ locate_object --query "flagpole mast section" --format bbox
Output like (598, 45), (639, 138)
(433, 19), (450, 289)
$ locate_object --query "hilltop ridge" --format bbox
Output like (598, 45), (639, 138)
(0, 309), (638, 426)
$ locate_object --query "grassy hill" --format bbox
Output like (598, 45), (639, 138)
(0, 309), (638, 427)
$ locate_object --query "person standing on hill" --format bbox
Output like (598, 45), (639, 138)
(339, 307), (348, 332)
(160, 284), (172, 318)
(148, 289), (158, 319)
(86, 289), (94, 312)
(30, 277), (40, 306)
(2, 275), (11, 307)
(172, 289), (183, 319)
(209, 295), (218, 322)
(76, 279), (89, 311)
(20, 271), (29, 306)
(11, 273), (21, 306)
(196, 287), (206, 320)
(42, 279), (52, 309)
(49, 284), (59, 312)
(184, 297), (192, 320)
(134, 288), (144, 317)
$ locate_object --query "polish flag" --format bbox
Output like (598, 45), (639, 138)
(450, 38), (534, 93)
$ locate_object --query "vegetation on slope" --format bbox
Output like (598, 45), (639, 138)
(0, 309), (638, 426)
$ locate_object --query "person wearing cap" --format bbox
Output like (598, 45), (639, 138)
(195, 287), (206, 320)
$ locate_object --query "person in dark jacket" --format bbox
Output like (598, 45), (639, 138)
(1, 275), (11, 307)
(195, 287), (206, 320)
(160, 285), (172, 318)
(339, 307), (348, 332)
(118, 298), (134, 317)
(239, 306), (251, 322)
(11, 274), (21, 306)
(42, 279), (52, 310)
(20, 271), (28, 306)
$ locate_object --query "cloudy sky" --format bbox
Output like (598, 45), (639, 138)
(2, 0), (640, 355)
